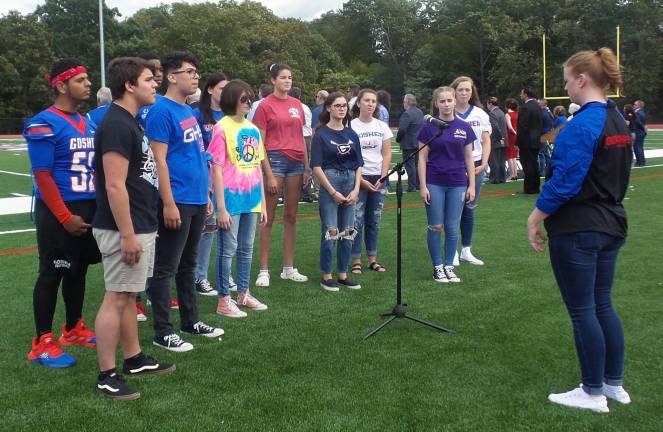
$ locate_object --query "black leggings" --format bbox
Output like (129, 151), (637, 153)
(33, 264), (89, 337)
(32, 199), (98, 338)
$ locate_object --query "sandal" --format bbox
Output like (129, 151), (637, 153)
(368, 262), (386, 272)
(351, 263), (363, 275)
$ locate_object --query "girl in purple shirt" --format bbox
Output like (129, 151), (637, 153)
(417, 86), (476, 283)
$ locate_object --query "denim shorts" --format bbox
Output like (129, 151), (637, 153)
(268, 151), (304, 177)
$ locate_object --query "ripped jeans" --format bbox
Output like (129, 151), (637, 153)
(425, 184), (466, 267)
(319, 168), (357, 274)
(351, 175), (387, 259)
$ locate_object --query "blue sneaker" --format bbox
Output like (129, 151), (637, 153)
(28, 332), (76, 368)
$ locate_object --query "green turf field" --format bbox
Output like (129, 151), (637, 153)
(1, 138), (662, 431)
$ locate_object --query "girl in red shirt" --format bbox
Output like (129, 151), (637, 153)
(252, 64), (311, 286)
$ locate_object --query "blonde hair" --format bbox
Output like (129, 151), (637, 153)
(430, 86), (455, 117)
(564, 47), (623, 94)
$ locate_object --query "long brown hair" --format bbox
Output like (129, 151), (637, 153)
(318, 91), (351, 127)
(450, 76), (483, 109)
(351, 88), (380, 119)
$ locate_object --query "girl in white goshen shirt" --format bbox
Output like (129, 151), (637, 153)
(450, 76), (491, 266)
(349, 89), (392, 274)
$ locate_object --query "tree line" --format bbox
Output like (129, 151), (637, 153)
(1, 0), (661, 133)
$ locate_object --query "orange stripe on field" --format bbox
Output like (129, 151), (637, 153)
(631, 173), (663, 180)
(0, 247), (37, 256)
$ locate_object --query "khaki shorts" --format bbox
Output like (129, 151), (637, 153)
(93, 228), (156, 293)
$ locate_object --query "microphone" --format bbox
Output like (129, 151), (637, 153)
(423, 115), (450, 129)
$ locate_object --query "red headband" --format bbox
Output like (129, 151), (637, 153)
(45, 66), (87, 88)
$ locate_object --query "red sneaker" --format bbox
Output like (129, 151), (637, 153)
(170, 299), (179, 309)
(28, 332), (76, 368)
(136, 301), (147, 322)
(58, 318), (96, 348)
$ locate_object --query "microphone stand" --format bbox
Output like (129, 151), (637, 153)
(363, 126), (453, 340)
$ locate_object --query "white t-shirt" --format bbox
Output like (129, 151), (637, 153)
(302, 103), (312, 137)
(247, 99), (262, 121)
(350, 117), (393, 176)
(456, 105), (491, 162)
(348, 96), (358, 112)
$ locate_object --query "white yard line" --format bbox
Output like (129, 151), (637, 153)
(0, 228), (35, 235)
(0, 170), (31, 177)
(0, 196), (33, 215)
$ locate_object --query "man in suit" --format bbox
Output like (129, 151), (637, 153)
(633, 99), (647, 166)
(486, 97), (508, 183)
(396, 94), (424, 192)
(516, 87), (543, 194)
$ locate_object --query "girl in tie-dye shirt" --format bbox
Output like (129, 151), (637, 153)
(208, 80), (268, 318)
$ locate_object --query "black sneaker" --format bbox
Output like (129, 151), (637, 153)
(320, 278), (339, 292)
(433, 266), (448, 283)
(182, 321), (224, 338)
(195, 279), (218, 296)
(123, 354), (176, 376)
(338, 277), (361, 290)
(96, 372), (140, 400)
(153, 333), (194, 352)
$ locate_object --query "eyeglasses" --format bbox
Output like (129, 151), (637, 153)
(171, 68), (199, 78)
(332, 103), (348, 110)
(240, 95), (252, 104)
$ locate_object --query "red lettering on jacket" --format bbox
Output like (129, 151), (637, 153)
(604, 135), (631, 148)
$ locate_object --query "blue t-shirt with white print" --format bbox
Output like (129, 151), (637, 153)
(145, 96), (208, 205)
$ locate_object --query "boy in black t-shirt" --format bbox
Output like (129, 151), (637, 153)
(92, 57), (174, 400)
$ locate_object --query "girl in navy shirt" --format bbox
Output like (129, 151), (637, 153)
(310, 92), (364, 291)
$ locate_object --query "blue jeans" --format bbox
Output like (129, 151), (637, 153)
(195, 190), (217, 280)
(460, 168), (485, 248)
(195, 216), (216, 280)
(351, 175), (386, 259)
(549, 231), (626, 395)
(538, 144), (551, 176)
(633, 133), (646, 166)
(318, 168), (356, 274)
(216, 212), (258, 297)
(425, 184), (466, 266)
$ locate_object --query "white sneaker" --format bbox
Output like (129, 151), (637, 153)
(229, 275), (237, 292)
(603, 383), (631, 404)
(444, 266), (460, 283)
(453, 251), (460, 266)
(548, 385), (609, 413)
(255, 271), (270, 287)
(280, 268), (308, 282)
(460, 247), (484, 265)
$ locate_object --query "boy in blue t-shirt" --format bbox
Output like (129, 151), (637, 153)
(24, 58), (100, 369)
(145, 51), (223, 352)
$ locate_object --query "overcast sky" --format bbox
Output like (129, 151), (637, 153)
(1, 0), (345, 21)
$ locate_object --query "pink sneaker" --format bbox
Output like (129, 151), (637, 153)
(237, 291), (268, 311)
(216, 296), (247, 318)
